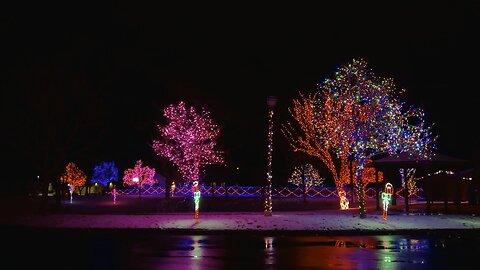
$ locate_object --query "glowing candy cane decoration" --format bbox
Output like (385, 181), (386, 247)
(382, 183), (394, 221)
(193, 181), (201, 220)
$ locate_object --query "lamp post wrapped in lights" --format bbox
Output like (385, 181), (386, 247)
(265, 96), (277, 216)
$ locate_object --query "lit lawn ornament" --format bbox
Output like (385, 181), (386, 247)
(68, 184), (74, 204)
(112, 185), (118, 204)
(171, 181), (176, 197)
(381, 183), (394, 221)
(193, 181), (201, 220)
(339, 190), (349, 210)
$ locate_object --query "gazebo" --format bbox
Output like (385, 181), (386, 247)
(367, 152), (472, 213)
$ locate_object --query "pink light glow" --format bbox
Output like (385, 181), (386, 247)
(122, 160), (156, 187)
(152, 101), (224, 184)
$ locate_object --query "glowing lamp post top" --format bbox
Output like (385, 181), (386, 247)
(267, 96), (277, 109)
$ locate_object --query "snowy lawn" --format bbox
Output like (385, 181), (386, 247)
(4, 211), (480, 233)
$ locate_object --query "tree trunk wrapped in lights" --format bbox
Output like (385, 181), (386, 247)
(264, 96), (277, 216)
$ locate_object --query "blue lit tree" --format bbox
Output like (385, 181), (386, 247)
(91, 161), (119, 192)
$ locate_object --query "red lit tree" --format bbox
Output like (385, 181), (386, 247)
(152, 101), (224, 185)
(122, 160), (156, 198)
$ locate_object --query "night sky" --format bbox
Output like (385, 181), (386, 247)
(1, 2), (479, 190)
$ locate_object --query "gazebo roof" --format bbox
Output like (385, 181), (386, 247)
(367, 152), (471, 170)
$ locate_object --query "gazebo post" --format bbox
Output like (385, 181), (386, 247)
(456, 173), (461, 212)
(350, 159), (355, 204)
(375, 169), (380, 210)
(444, 177), (449, 212)
(425, 165), (431, 214)
(404, 167), (409, 213)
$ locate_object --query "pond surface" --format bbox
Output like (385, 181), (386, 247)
(5, 228), (479, 269)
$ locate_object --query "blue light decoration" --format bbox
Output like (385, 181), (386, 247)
(91, 161), (119, 190)
(382, 183), (394, 221)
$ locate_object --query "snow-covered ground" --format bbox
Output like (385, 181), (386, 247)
(4, 210), (480, 233)
(3, 195), (480, 234)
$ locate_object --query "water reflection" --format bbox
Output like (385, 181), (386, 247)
(6, 229), (480, 269)
(264, 236), (275, 266)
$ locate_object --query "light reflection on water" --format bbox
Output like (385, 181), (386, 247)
(144, 234), (477, 269)
(6, 229), (480, 269)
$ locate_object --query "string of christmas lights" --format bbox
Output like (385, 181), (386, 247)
(265, 107), (274, 216)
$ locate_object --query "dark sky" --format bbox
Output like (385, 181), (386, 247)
(2, 1), (479, 188)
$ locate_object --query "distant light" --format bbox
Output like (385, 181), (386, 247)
(37, 175), (39, 179)
(95, 183), (98, 186)
(236, 167), (240, 170)
(133, 177), (139, 183)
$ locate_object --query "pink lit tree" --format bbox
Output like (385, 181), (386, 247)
(152, 101), (224, 214)
(122, 160), (156, 198)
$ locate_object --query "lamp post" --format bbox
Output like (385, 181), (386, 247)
(133, 177), (140, 198)
(265, 96), (277, 216)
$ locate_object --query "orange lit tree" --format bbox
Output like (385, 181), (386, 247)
(283, 91), (354, 209)
(60, 162), (87, 198)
